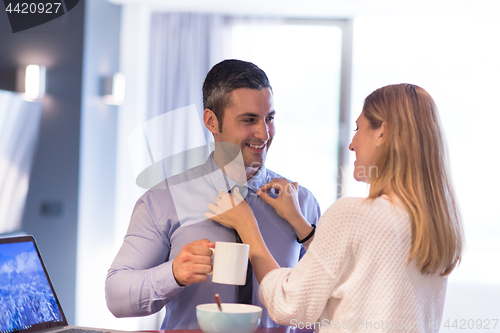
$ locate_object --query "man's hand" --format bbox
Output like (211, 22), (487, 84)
(172, 239), (214, 286)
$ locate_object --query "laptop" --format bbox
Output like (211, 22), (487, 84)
(0, 235), (120, 333)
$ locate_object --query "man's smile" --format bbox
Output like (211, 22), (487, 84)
(245, 142), (267, 151)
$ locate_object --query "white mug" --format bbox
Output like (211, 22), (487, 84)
(209, 241), (250, 285)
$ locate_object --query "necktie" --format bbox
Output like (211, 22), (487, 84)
(235, 229), (253, 304)
(230, 185), (253, 304)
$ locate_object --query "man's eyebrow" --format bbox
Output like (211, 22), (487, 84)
(237, 110), (276, 118)
(237, 112), (258, 118)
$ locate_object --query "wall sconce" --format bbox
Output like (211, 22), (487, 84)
(101, 73), (125, 105)
(16, 64), (46, 100)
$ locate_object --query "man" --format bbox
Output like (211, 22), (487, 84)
(105, 59), (320, 329)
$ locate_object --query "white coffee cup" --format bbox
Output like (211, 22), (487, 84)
(209, 241), (250, 285)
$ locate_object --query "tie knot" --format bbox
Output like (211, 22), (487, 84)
(229, 185), (249, 199)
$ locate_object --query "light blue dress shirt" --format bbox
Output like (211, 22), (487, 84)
(105, 154), (321, 329)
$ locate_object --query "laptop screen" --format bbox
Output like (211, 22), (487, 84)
(0, 236), (67, 333)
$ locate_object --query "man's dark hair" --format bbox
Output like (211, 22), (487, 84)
(202, 59), (271, 132)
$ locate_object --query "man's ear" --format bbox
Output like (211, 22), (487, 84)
(375, 122), (387, 147)
(203, 108), (219, 135)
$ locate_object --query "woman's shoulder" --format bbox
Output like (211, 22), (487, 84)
(322, 196), (408, 227)
(326, 195), (392, 212)
(315, 196), (410, 253)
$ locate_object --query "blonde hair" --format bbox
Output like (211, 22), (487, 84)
(363, 83), (463, 276)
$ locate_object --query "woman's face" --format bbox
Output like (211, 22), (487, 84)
(348, 112), (385, 183)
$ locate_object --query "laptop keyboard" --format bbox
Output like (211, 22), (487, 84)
(59, 329), (111, 333)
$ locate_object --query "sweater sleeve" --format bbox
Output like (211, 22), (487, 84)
(258, 197), (360, 326)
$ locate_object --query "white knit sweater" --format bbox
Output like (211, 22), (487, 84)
(259, 196), (447, 333)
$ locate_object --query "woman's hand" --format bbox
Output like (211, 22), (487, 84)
(206, 188), (280, 284)
(257, 178), (304, 222)
(205, 187), (258, 232)
(257, 178), (315, 246)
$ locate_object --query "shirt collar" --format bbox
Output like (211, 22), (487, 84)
(203, 153), (268, 193)
(245, 162), (267, 192)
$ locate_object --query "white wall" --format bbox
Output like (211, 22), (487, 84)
(76, 0), (122, 327)
(348, 14), (500, 331)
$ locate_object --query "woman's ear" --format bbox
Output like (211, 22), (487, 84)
(375, 122), (387, 147)
(203, 108), (219, 135)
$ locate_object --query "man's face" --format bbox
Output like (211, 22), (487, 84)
(213, 87), (275, 172)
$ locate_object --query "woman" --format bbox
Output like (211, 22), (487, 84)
(206, 84), (463, 332)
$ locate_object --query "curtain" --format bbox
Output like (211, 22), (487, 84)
(129, 13), (232, 189)
(0, 90), (42, 234)
(149, 13), (229, 120)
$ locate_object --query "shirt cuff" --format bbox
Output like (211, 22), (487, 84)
(150, 260), (185, 300)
